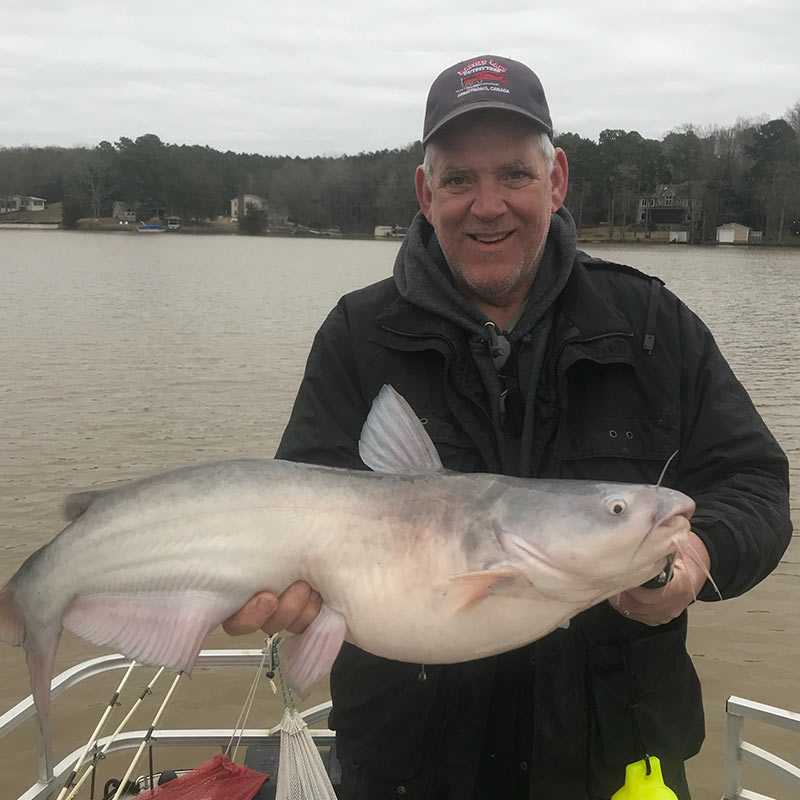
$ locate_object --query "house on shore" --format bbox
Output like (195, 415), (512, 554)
(0, 195), (21, 213)
(0, 195), (47, 213)
(716, 222), (761, 244)
(637, 184), (701, 230)
(112, 201), (137, 222)
(230, 193), (267, 220)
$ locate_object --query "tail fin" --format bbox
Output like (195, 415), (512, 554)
(25, 628), (62, 777)
(2, 584), (57, 772)
(0, 584), (25, 646)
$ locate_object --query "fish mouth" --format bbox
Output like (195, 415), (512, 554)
(629, 501), (693, 581)
(637, 491), (695, 550)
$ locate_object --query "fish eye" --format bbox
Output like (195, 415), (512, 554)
(605, 496), (627, 516)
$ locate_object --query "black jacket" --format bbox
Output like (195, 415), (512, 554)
(275, 241), (791, 799)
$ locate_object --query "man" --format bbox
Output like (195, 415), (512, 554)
(225, 56), (791, 798)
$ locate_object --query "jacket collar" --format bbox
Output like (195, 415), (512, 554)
(374, 251), (634, 345)
(374, 293), (457, 340)
(555, 254), (633, 340)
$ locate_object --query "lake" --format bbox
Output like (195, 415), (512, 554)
(0, 230), (797, 799)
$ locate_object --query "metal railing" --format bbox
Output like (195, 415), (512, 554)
(0, 650), (333, 800)
(722, 695), (800, 800)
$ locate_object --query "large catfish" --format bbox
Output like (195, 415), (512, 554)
(0, 385), (693, 747)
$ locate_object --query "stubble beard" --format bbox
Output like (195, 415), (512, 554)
(447, 234), (549, 307)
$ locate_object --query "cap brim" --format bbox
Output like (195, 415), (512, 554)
(423, 101), (552, 146)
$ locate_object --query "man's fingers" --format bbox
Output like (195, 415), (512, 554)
(286, 590), (322, 634)
(260, 581), (313, 635)
(222, 582), (322, 638)
(611, 571), (697, 626)
(222, 592), (278, 636)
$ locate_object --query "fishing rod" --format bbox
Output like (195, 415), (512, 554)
(55, 661), (137, 800)
(110, 671), (183, 800)
(62, 667), (166, 800)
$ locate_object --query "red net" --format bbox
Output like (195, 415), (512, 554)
(145, 754), (267, 799)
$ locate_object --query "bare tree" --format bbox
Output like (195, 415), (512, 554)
(785, 100), (800, 138)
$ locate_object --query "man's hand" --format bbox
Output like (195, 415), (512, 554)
(610, 532), (711, 626)
(223, 581), (322, 636)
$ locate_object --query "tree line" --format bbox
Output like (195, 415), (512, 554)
(1, 100), (798, 241)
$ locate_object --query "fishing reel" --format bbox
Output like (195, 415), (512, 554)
(640, 554), (674, 589)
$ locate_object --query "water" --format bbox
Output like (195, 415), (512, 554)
(0, 231), (797, 799)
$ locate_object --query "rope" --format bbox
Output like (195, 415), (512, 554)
(225, 639), (271, 762)
(271, 636), (296, 712)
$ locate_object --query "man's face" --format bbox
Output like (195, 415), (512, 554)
(415, 111), (568, 310)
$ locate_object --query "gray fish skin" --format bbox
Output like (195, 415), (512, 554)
(0, 386), (695, 753)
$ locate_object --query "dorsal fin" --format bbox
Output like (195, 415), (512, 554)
(61, 489), (110, 521)
(358, 385), (443, 474)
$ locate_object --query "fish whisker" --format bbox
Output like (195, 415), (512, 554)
(655, 450), (679, 489)
(676, 540), (723, 601)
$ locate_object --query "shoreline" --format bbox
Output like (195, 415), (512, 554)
(2, 222), (798, 248)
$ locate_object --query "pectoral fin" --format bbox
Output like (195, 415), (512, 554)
(442, 568), (528, 613)
(278, 603), (347, 697)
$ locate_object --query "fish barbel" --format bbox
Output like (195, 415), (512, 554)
(0, 385), (694, 748)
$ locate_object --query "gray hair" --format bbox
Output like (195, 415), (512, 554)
(423, 129), (555, 188)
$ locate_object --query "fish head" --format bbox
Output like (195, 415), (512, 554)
(494, 480), (695, 602)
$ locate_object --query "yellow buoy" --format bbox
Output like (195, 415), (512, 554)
(611, 756), (679, 799)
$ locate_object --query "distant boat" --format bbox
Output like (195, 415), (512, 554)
(137, 224), (165, 233)
(374, 225), (407, 240)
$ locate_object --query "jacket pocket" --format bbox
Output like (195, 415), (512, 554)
(420, 411), (485, 472)
(556, 414), (676, 461)
(337, 752), (426, 800)
(553, 414), (679, 485)
(585, 616), (704, 797)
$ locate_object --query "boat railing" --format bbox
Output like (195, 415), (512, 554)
(0, 649), (333, 800)
(8, 660), (799, 799)
(722, 694), (800, 800)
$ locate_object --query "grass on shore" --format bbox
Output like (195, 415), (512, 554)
(0, 203), (63, 224)
(578, 226), (670, 243)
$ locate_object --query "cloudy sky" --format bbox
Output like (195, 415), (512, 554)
(2, 0), (798, 156)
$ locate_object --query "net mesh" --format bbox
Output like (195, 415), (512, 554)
(144, 754), (267, 799)
(275, 708), (338, 800)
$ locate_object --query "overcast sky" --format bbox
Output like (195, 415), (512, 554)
(2, 0), (798, 157)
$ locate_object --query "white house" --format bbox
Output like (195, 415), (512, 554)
(1, 195), (47, 213)
(716, 222), (750, 244)
(0, 195), (24, 213)
(112, 201), (137, 222)
(24, 196), (46, 211)
(230, 193), (267, 220)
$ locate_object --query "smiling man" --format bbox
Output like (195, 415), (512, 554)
(226, 55), (791, 799)
(416, 108), (568, 328)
